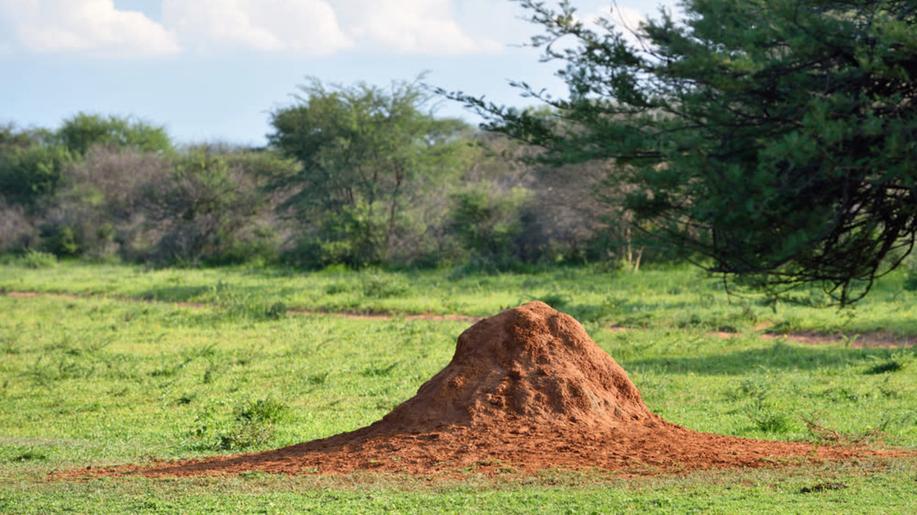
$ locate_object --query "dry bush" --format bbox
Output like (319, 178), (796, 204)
(0, 200), (37, 253)
(43, 146), (172, 259)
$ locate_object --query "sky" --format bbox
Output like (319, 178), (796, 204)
(0, 0), (679, 146)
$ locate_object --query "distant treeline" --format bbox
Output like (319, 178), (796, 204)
(0, 79), (659, 271)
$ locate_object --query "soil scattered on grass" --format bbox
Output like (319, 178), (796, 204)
(760, 330), (917, 348)
(63, 302), (910, 478)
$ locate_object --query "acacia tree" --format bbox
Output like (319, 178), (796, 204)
(269, 78), (473, 267)
(451, 0), (917, 302)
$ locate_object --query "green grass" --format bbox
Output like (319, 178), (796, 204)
(2, 261), (917, 337)
(0, 263), (915, 512)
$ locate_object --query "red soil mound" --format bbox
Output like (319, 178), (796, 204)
(92, 302), (903, 478)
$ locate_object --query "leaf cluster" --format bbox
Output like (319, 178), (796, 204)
(448, 0), (917, 303)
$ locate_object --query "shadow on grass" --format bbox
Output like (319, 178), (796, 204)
(140, 285), (211, 302)
(626, 342), (910, 375)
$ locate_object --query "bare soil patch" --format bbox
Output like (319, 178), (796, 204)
(761, 331), (916, 348)
(70, 302), (908, 479)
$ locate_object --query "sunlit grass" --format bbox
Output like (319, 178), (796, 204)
(0, 264), (915, 512)
(1, 261), (915, 335)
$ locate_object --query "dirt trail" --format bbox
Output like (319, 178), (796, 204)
(760, 331), (916, 348)
(4, 290), (912, 347)
(69, 302), (910, 479)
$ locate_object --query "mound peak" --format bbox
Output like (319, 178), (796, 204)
(378, 301), (654, 431)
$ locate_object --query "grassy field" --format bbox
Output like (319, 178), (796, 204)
(0, 261), (915, 512)
(2, 260), (916, 335)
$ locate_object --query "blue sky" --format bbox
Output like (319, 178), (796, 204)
(1, 0), (679, 146)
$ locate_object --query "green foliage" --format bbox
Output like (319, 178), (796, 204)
(57, 113), (172, 155)
(0, 135), (71, 207)
(12, 250), (57, 269)
(361, 273), (408, 299)
(726, 377), (791, 433)
(746, 396), (792, 434)
(270, 77), (474, 268)
(447, 187), (529, 268)
(288, 201), (387, 268)
(183, 397), (291, 452)
(211, 398), (291, 451)
(0, 118), (290, 265)
(142, 148), (275, 266)
(1, 99), (646, 270)
(209, 281), (288, 321)
(40, 225), (80, 256)
(234, 398), (290, 424)
(459, 0), (917, 303)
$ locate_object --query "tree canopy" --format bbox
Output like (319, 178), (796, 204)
(58, 113), (172, 156)
(0, 125), (70, 208)
(451, 0), (917, 302)
(269, 78), (474, 266)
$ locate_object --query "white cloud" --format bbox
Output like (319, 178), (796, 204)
(334, 0), (500, 55)
(0, 0), (179, 57)
(162, 0), (352, 55)
(0, 0), (504, 58)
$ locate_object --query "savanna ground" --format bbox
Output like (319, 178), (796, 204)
(0, 260), (915, 513)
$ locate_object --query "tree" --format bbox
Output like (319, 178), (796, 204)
(269, 78), (473, 267)
(451, 0), (917, 302)
(447, 186), (529, 268)
(0, 125), (71, 208)
(58, 113), (173, 156)
(139, 148), (275, 265)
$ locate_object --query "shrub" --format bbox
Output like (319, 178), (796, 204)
(0, 140), (71, 207)
(234, 398), (289, 424)
(15, 250), (57, 269)
(186, 398), (290, 452)
(142, 148), (280, 266)
(39, 146), (172, 259)
(749, 408), (791, 434)
(40, 225), (80, 256)
(745, 390), (790, 434)
(0, 202), (37, 253)
(447, 187), (529, 268)
(361, 273), (408, 298)
(210, 282), (288, 321)
(216, 422), (275, 451)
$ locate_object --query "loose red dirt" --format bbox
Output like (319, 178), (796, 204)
(76, 301), (907, 479)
